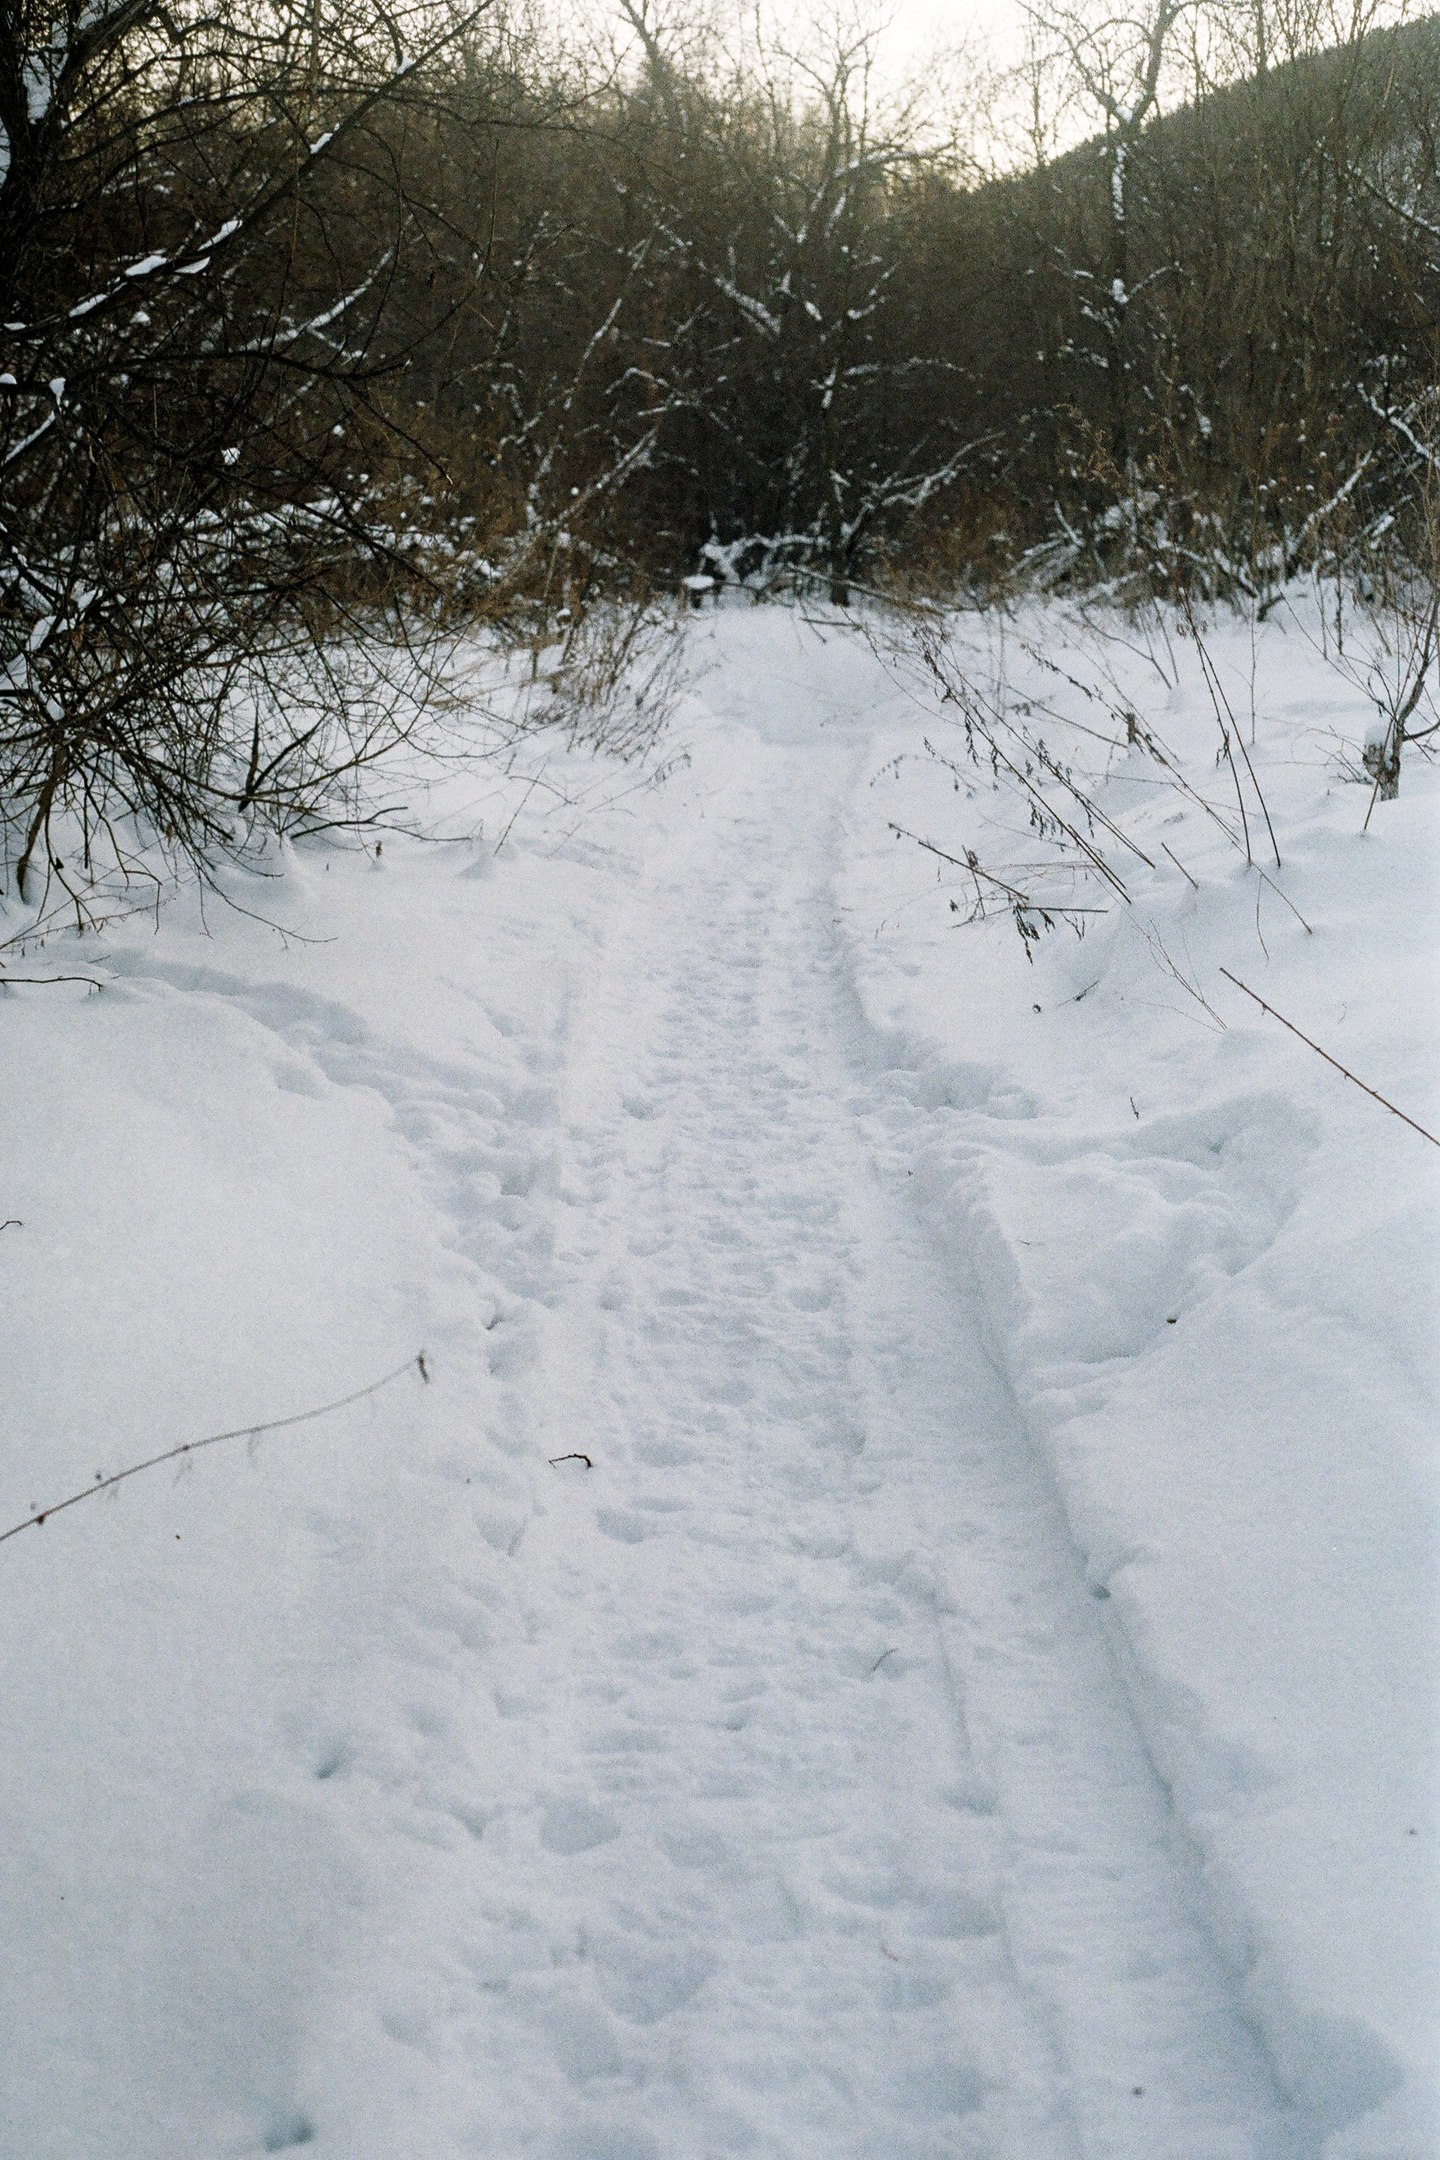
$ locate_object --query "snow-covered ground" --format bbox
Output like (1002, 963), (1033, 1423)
(0, 599), (1433, 2159)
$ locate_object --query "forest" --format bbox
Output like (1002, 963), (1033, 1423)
(1, 0), (1437, 890)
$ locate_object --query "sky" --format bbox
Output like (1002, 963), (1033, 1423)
(588, 0), (1034, 84)
(887, 0), (1027, 63)
(570, 0), (1048, 160)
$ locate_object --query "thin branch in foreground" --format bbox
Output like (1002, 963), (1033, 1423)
(1161, 840), (1199, 888)
(1254, 868), (1314, 937)
(1220, 971), (1439, 1148)
(0, 1352), (429, 1548)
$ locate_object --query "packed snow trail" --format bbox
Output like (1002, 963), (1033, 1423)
(419, 711), (1303, 2159)
(2, 607), (1428, 2160)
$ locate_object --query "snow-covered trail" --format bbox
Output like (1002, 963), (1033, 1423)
(2, 607), (1428, 2160)
(438, 716), (1303, 2160)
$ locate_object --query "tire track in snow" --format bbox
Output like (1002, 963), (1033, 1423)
(450, 729), (1306, 2159)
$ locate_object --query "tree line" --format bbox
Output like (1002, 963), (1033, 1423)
(1, 0), (1436, 895)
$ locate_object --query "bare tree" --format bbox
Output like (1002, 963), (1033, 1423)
(0, 0), (490, 909)
(1022, 0), (1196, 479)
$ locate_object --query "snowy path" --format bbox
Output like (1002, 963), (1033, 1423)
(3, 610), (1429, 2160)
(442, 724), (1302, 2159)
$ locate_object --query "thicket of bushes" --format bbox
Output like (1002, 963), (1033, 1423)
(348, 0), (1440, 602)
(1, 0), (1435, 895)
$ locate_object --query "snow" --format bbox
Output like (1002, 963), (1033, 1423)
(836, 596), (1440, 2155)
(0, 600), (1433, 2159)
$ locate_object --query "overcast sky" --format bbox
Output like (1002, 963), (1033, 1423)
(593, 0), (1034, 81)
(578, 0), (1043, 151)
(887, 0), (1027, 62)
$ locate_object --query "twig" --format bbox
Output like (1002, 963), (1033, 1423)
(548, 1451), (593, 1468)
(0, 1352), (429, 1548)
(1220, 971), (1439, 1147)
(0, 1220), (20, 1232)
(891, 826), (1109, 918)
(1179, 591), (1282, 869)
(0, 974), (102, 990)
(1134, 919), (1227, 1028)
(1360, 592), (1438, 834)
(1161, 841), (1198, 888)
(1255, 867), (1313, 936)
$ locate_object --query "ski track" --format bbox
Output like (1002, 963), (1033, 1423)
(404, 727), (1306, 2160)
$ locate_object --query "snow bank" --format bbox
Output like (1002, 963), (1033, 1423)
(835, 594), (1440, 2156)
(0, 701), (683, 2158)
